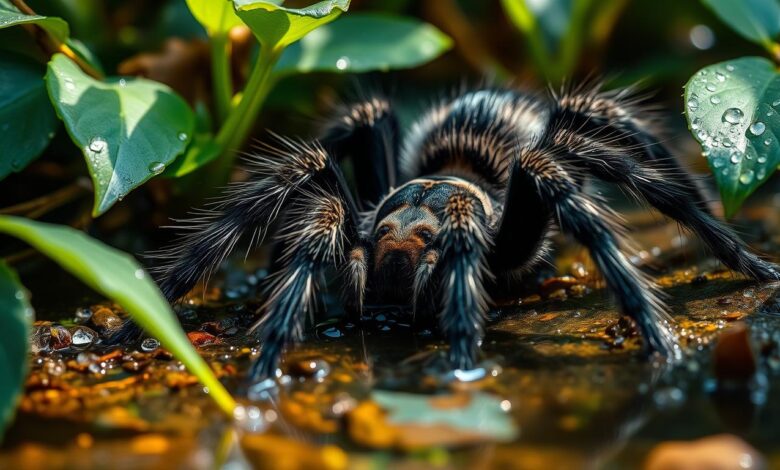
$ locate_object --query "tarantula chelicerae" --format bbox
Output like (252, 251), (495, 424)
(115, 84), (779, 381)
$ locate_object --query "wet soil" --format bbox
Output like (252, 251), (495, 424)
(3, 198), (780, 469)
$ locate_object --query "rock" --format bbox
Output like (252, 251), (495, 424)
(90, 307), (122, 335)
(644, 434), (765, 470)
(713, 322), (756, 383)
(186, 331), (218, 347)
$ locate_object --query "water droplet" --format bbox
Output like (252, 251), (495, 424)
(722, 137), (733, 148)
(715, 72), (726, 82)
(730, 153), (741, 164)
(335, 56), (350, 70)
(739, 170), (755, 185)
(722, 108), (744, 125)
(757, 168), (767, 179)
(687, 95), (699, 113)
(773, 99), (780, 107)
(118, 78), (127, 87)
(141, 337), (160, 352)
(726, 64), (735, 72)
(758, 155), (767, 163)
(691, 118), (701, 130)
(767, 110), (774, 117)
(765, 138), (772, 146)
(63, 77), (76, 91)
(177, 132), (187, 142)
(148, 161), (165, 174)
(696, 129), (708, 141)
(710, 95), (721, 104)
(712, 157), (725, 168)
(88, 137), (107, 153)
(134, 269), (145, 280)
(749, 121), (766, 136)
(705, 83), (717, 92)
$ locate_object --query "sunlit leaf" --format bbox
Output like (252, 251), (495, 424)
(186, 0), (242, 36)
(684, 57), (780, 216)
(0, 261), (31, 443)
(233, 0), (349, 49)
(45, 54), (195, 216)
(0, 216), (237, 416)
(274, 14), (452, 75)
(0, 0), (69, 42)
(0, 52), (58, 179)
(702, 0), (780, 47)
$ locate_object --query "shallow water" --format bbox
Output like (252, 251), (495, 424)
(3, 202), (780, 469)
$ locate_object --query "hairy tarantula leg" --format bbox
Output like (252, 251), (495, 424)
(322, 95), (400, 208)
(437, 191), (492, 370)
(553, 84), (712, 211)
(510, 154), (679, 358)
(553, 133), (780, 282)
(249, 186), (354, 382)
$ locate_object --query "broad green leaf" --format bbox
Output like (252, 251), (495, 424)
(0, 261), (32, 442)
(186, 0), (242, 36)
(0, 216), (237, 416)
(0, 52), (59, 179)
(702, 0), (780, 47)
(684, 57), (780, 217)
(45, 54), (195, 216)
(163, 134), (222, 177)
(0, 0), (69, 42)
(233, 0), (349, 49)
(274, 14), (452, 75)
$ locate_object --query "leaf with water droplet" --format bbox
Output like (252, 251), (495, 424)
(0, 260), (32, 442)
(45, 54), (195, 216)
(0, 52), (59, 180)
(275, 13), (453, 76)
(234, 0), (350, 49)
(684, 57), (780, 216)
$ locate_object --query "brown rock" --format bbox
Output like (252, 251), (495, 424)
(713, 322), (756, 383)
(644, 434), (765, 470)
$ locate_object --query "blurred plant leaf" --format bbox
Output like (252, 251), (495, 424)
(684, 57), (780, 216)
(0, 52), (59, 179)
(702, 0), (780, 47)
(186, 0), (242, 36)
(45, 53), (195, 216)
(0, 0), (69, 42)
(162, 134), (221, 177)
(0, 261), (32, 443)
(0, 216), (237, 416)
(65, 37), (103, 74)
(233, 0), (349, 49)
(274, 13), (452, 76)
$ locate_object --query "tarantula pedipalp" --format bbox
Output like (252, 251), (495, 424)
(116, 84), (780, 382)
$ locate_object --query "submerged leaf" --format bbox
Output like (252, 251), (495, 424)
(0, 216), (236, 416)
(45, 54), (195, 216)
(0, 262), (32, 442)
(684, 57), (780, 216)
(275, 14), (452, 75)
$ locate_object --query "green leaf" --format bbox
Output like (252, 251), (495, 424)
(45, 54), (195, 216)
(162, 134), (222, 177)
(0, 216), (237, 416)
(186, 0), (242, 36)
(0, 52), (59, 179)
(684, 57), (780, 217)
(0, 261), (32, 442)
(274, 13), (452, 75)
(702, 0), (780, 47)
(0, 0), (69, 42)
(233, 0), (349, 49)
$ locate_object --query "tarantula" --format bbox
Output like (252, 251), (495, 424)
(114, 83), (779, 382)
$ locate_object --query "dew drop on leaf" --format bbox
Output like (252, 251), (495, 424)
(739, 170), (754, 185)
(765, 138), (772, 146)
(705, 83), (717, 92)
(687, 95), (699, 113)
(88, 137), (107, 153)
(757, 168), (766, 179)
(715, 72), (726, 82)
(726, 64), (735, 72)
(730, 153), (741, 164)
(758, 155), (767, 163)
(773, 99), (780, 108)
(134, 269), (145, 280)
(749, 121), (766, 136)
(712, 157), (725, 168)
(148, 161), (166, 174)
(722, 108), (744, 125)
(710, 96), (721, 104)
(177, 132), (188, 142)
(335, 56), (351, 70)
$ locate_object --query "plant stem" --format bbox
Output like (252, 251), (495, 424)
(214, 45), (281, 176)
(210, 33), (233, 126)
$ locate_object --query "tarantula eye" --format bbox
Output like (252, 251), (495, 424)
(416, 227), (434, 244)
(376, 225), (391, 239)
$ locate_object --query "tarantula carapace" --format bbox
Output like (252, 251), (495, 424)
(118, 84), (780, 382)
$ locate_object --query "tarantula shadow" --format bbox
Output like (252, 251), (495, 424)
(110, 84), (780, 383)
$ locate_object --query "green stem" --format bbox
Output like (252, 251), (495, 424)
(214, 45), (281, 176)
(210, 33), (233, 126)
